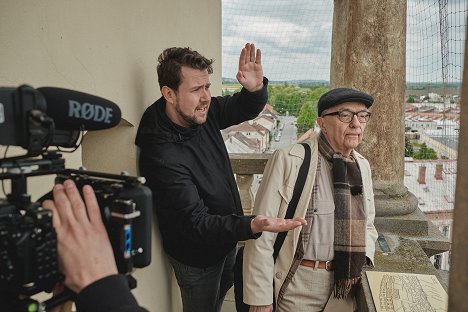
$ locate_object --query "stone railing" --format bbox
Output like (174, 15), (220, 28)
(230, 153), (270, 215)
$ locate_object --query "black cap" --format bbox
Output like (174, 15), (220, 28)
(317, 88), (373, 116)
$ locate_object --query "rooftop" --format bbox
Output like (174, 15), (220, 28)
(404, 160), (457, 214)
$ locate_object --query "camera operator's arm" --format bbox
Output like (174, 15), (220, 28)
(43, 180), (147, 312)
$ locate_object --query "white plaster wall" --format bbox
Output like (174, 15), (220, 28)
(0, 1), (222, 310)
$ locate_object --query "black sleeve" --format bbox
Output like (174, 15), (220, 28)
(140, 151), (260, 247)
(75, 275), (148, 312)
(215, 77), (269, 129)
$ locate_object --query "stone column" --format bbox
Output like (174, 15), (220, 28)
(236, 174), (254, 215)
(331, 0), (417, 216)
(447, 30), (468, 312)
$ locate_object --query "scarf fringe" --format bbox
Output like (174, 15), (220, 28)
(333, 277), (361, 299)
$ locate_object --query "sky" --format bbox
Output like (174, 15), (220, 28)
(222, 0), (467, 83)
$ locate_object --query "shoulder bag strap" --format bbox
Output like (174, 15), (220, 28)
(272, 142), (311, 261)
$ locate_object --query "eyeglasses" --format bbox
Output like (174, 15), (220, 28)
(321, 109), (371, 123)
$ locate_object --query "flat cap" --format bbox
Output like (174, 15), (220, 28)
(317, 88), (373, 116)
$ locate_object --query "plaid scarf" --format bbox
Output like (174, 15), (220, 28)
(318, 132), (367, 299)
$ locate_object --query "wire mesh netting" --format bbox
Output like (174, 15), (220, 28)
(222, 0), (333, 82)
(222, 0), (466, 119)
(222, 0), (467, 271)
(405, 0), (466, 271)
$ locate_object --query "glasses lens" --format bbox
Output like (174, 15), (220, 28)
(339, 111), (354, 122)
(357, 112), (370, 122)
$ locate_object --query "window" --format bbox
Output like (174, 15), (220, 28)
(433, 254), (442, 269)
(441, 225), (449, 238)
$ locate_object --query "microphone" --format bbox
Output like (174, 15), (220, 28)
(37, 87), (122, 131)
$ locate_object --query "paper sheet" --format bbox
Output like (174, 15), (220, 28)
(366, 271), (448, 312)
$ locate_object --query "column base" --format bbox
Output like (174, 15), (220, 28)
(373, 181), (418, 217)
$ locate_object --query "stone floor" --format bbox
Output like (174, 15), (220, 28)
(221, 287), (237, 312)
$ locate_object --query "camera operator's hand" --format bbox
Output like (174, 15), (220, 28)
(43, 179), (118, 293)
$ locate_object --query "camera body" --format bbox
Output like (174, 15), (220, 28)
(0, 85), (152, 311)
(0, 161), (153, 312)
(0, 200), (59, 297)
(55, 169), (153, 273)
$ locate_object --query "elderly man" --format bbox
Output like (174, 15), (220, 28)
(243, 88), (378, 312)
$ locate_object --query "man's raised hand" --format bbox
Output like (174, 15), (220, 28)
(236, 43), (264, 92)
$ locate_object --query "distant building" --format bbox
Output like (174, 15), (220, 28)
(261, 104), (280, 121)
(405, 103), (460, 159)
(419, 105), (436, 113)
(404, 98), (458, 271)
(223, 122), (267, 152)
(252, 115), (275, 132)
(405, 103), (419, 112)
(428, 92), (442, 102)
(250, 123), (270, 150)
(405, 116), (438, 132)
(420, 128), (459, 159)
(404, 159), (456, 271)
(223, 132), (259, 153)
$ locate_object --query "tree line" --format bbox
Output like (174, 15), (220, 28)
(223, 83), (328, 136)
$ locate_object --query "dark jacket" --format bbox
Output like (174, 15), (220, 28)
(135, 79), (268, 268)
(75, 275), (147, 312)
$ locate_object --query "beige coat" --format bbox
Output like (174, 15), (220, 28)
(243, 136), (378, 306)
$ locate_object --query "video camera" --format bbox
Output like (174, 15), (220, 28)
(0, 85), (152, 312)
